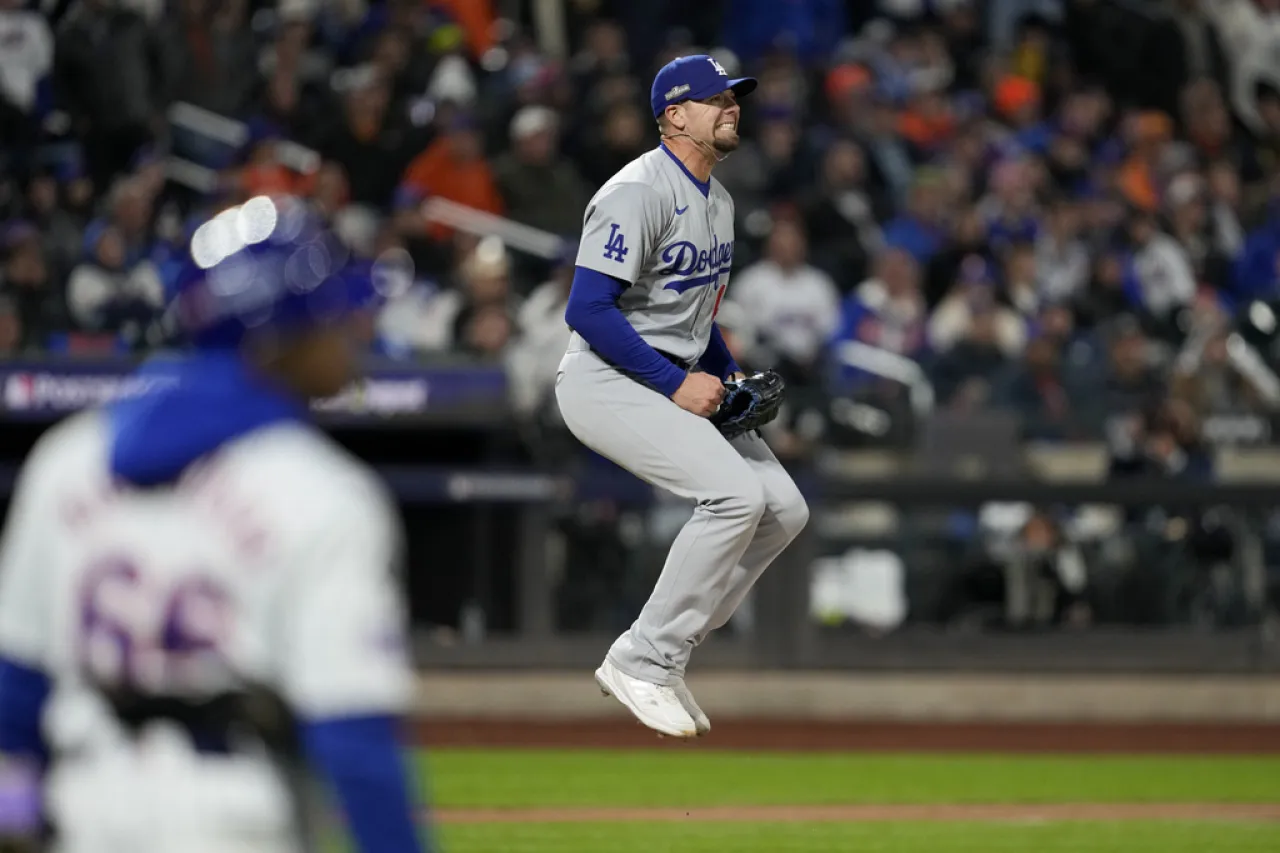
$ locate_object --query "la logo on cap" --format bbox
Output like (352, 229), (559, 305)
(707, 57), (727, 76)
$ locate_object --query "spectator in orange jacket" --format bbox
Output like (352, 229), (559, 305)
(430, 0), (495, 60)
(1117, 111), (1173, 212)
(398, 113), (504, 241)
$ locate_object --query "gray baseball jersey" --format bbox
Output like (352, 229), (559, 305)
(568, 146), (736, 365)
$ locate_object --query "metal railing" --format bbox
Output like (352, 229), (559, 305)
(404, 471), (1280, 674)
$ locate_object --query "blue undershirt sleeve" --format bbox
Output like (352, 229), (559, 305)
(0, 656), (50, 764)
(0, 655), (49, 838)
(698, 323), (741, 380)
(564, 266), (687, 398)
(301, 715), (431, 853)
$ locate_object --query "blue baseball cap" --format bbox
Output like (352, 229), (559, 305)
(650, 54), (757, 119)
(172, 195), (386, 349)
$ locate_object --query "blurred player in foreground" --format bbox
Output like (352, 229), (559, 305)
(0, 196), (433, 853)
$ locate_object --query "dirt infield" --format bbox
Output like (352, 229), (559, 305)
(415, 719), (1280, 753)
(435, 803), (1280, 825)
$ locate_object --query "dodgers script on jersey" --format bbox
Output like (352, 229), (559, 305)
(0, 412), (412, 851)
(569, 146), (735, 364)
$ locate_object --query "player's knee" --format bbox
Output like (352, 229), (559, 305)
(777, 492), (810, 542)
(709, 476), (767, 525)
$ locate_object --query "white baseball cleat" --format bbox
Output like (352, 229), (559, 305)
(672, 680), (711, 736)
(595, 659), (698, 738)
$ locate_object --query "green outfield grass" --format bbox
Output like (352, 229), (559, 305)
(435, 821), (1280, 853)
(329, 750), (1280, 853)
(420, 750), (1280, 808)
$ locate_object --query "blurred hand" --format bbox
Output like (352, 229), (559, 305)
(672, 372), (725, 417)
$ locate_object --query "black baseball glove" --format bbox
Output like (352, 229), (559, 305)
(710, 370), (786, 439)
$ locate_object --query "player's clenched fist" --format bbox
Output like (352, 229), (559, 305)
(672, 372), (725, 417)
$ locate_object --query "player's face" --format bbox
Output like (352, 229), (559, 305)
(258, 312), (373, 400)
(690, 90), (741, 153)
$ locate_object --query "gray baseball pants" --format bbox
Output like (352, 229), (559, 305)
(555, 349), (809, 685)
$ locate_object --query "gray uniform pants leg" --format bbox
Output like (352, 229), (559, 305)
(697, 432), (809, 643)
(556, 351), (807, 685)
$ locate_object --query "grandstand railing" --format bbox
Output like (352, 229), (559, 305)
(401, 469), (1280, 674)
(834, 341), (935, 417)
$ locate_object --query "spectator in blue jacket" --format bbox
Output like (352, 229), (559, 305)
(882, 168), (949, 265)
(831, 246), (929, 389)
(721, 0), (846, 66)
(1233, 199), (1280, 300)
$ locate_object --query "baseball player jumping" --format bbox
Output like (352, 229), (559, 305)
(557, 55), (810, 738)
(0, 197), (432, 853)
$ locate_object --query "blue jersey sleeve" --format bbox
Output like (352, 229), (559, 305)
(698, 323), (740, 380)
(0, 656), (50, 764)
(301, 715), (431, 853)
(564, 266), (687, 397)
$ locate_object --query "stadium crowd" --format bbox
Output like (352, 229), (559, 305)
(1, 0), (1280, 470)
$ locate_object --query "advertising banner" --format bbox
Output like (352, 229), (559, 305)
(0, 358), (510, 425)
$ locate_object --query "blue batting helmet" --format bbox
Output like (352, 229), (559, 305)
(171, 196), (400, 349)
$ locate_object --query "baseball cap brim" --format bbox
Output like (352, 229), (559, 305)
(726, 77), (758, 99)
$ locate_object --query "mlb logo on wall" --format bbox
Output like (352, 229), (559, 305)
(4, 374), (33, 411)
